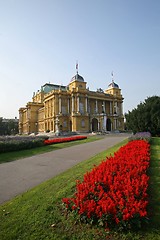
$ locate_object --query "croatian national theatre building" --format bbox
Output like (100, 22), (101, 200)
(19, 71), (124, 134)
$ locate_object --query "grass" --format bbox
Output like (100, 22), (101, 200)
(0, 135), (102, 164)
(148, 138), (160, 229)
(0, 138), (160, 240)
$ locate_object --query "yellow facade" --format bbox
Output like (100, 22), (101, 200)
(19, 73), (124, 134)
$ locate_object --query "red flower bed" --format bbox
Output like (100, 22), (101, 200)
(44, 135), (87, 145)
(62, 140), (150, 230)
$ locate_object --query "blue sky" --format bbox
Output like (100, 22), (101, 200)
(0, 0), (160, 118)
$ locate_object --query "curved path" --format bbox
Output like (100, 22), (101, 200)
(0, 134), (130, 204)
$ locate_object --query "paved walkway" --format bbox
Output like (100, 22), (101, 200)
(0, 134), (130, 204)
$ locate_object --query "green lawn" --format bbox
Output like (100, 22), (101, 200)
(0, 138), (160, 240)
(0, 135), (102, 164)
(148, 138), (160, 229)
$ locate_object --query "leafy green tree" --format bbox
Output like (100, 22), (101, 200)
(125, 96), (160, 136)
(0, 118), (3, 135)
(0, 118), (19, 135)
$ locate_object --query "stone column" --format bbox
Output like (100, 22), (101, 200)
(103, 101), (105, 113)
(96, 100), (98, 113)
(114, 118), (117, 130)
(68, 98), (70, 113)
(120, 102), (123, 115)
(98, 120), (100, 131)
(85, 97), (88, 113)
(59, 96), (61, 114)
(72, 96), (74, 112)
(77, 96), (80, 112)
(52, 97), (55, 115)
(110, 101), (112, 115)
(103, 115), (107, 131)
(114, 102), (118, 114)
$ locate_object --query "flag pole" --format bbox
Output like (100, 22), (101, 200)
(111, 71), (114, 83)
(76, 61), (78, 74)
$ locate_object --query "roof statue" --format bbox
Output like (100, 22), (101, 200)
(108, 71), (119, 89)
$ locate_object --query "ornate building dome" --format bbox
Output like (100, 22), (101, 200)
(108, 81), (119, 89)
(70, 73), (84, 83)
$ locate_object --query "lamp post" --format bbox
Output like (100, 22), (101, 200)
(55, 115), (60, 136)
(28, 124), (30, 135)
(102, 104), (104, 132)
(102, 104), (107, 133)
(35, 122), (38, 135)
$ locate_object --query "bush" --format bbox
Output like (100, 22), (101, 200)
(0, 136), (49, 153)
(128, 132), (151, 142)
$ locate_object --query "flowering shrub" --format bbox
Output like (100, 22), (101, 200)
(0, 136), (48, 153)
(44, 135), (87, 145)
(62, 140), (150, 230)
(128, 132), (151, 142)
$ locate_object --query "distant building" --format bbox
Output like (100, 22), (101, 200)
(2, 117), (18, 123)
(19, 71), (124, 134)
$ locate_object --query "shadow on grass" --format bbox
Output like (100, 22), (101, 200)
(147, 138), (160, 230)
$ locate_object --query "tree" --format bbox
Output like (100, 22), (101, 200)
(0, 118), (19, 135)
(125, 96), (160, 136)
